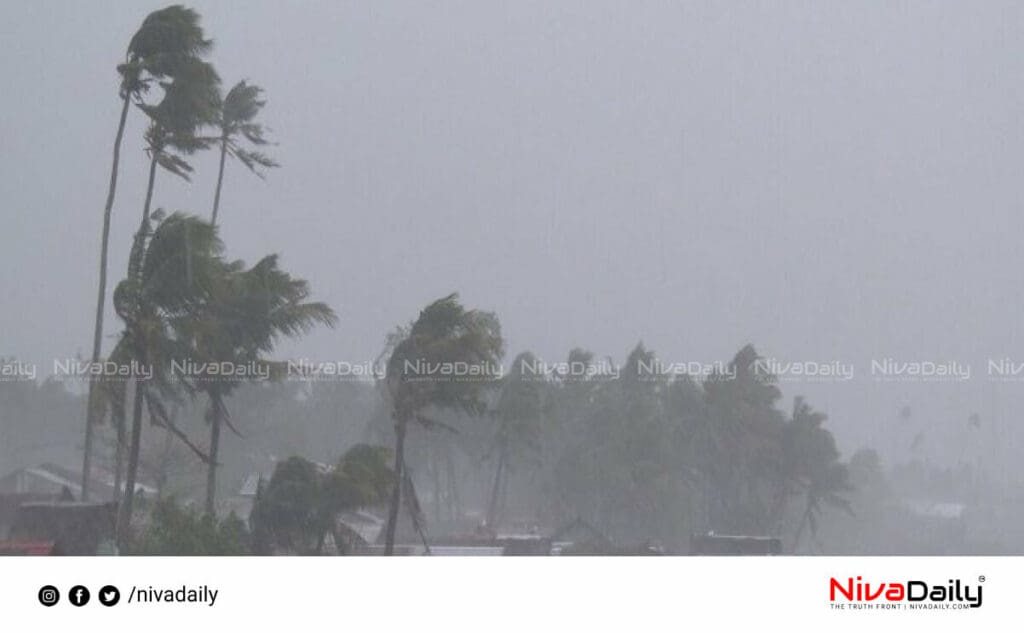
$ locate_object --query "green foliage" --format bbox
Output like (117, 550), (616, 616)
(382, 294), (504, 552)
(109, 213), (225, 460)
(217, 80), (279, 176)
(132, 496), (249, 555)
(386, 293), (505, 423)
(495, 351), (545, 439)
(251, 456), (324, 554)
(251, 447), (394, 554)
(180, 252), (337, 402)
(327, 444), (394, 509)
(782, 397), (853, 550)
(177, 249), (337, 513)
(486, 351), (545, 525)
(139, 56), (221, 181)
(530, 343), (852, 550)
(119, 7), (222, 183)
(119, 5), (214, 98)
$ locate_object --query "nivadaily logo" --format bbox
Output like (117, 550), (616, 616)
(830, 575), (984, 610)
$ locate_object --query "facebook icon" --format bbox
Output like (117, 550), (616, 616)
(69, 585), (90, 607)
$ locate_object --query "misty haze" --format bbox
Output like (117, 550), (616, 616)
(1, 2), (1022, 556)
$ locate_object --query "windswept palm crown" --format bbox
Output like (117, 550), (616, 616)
(210, 80), (279, 225)
(218, 81), (278, 173)
(119, 5), (214, 99)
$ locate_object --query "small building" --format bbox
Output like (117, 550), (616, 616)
(0, 463), (156, 501)
(0, 490), (73, 539)
(2, 501), (117, 555)
(550, 517), (617, 555)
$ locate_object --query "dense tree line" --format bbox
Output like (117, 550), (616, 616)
(364, 314), (852, 553)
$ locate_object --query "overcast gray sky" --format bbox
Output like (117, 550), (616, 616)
(2, 1), (1023, 464)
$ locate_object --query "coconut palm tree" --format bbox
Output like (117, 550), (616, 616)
(132, 56), (220, 240)
(486, 351), (543, 529)
(112, 211), (224, 545)
(210, 80), (278, 226)
(698, 345), (785, 533)
(180, 254), (336, 516)
(381, 294), (504, 554)
(785, 397), (853, 552)
(84, 5), (214, 500)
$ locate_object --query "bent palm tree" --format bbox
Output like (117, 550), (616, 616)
(382, 294), (504, 554)
(113, 212), (223, 545)
(785, 397), (853, 553)
(84, 5), (214, 500)
(210, 80), (278, 226)
(486, 351), (543, 529)
(132, 55), (220, 239)
(181, 254), (336, 516)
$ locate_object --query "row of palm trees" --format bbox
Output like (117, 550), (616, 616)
(81, 6), (331, 546)
(371, 319), (854, 553)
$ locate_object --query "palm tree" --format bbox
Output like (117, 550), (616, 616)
(486, 351), (543, 529)
(84, 5), (214, 500)
(382, 294), (504, 554)
(698, 345), (784, 532)
(251, 446), (393, 554)
(132, 56), (221, 239)
(210, 80), (278, 226)
(181, 254), (336, 516)
(112, 212), (224, 545)
(785, 397), (853, 553)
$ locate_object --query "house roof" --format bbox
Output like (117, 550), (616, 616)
(550, 516), (613, 548)
(0, 463), (157, 498)
(689, 533), (782, 555)
(337, 510), (385, 544)
(6, 501), (117, 555)
(0, 540), (57, 555)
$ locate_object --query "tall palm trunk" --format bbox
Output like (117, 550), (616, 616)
(118, 377), (146, 548)
(384, 412), (409, 555)
(155, 427), (173, 498)
(112, 395), (126, 502)
(205, 390), (223, 516)
(210, 136), (228, 226)
(486, 445), (506, 529)
(430, 443), (443, 524)
(445, 451), (460, 522)
(83, 93), (132, 500)
(140, 153), (159, 229)
(792, 501), (813, 554)
(155, 408), (176, 498)
(116, 153), (160, 549)
(126, 152), (159, 278)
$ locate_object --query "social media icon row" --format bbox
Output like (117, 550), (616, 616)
(38, 585), (120, 607)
